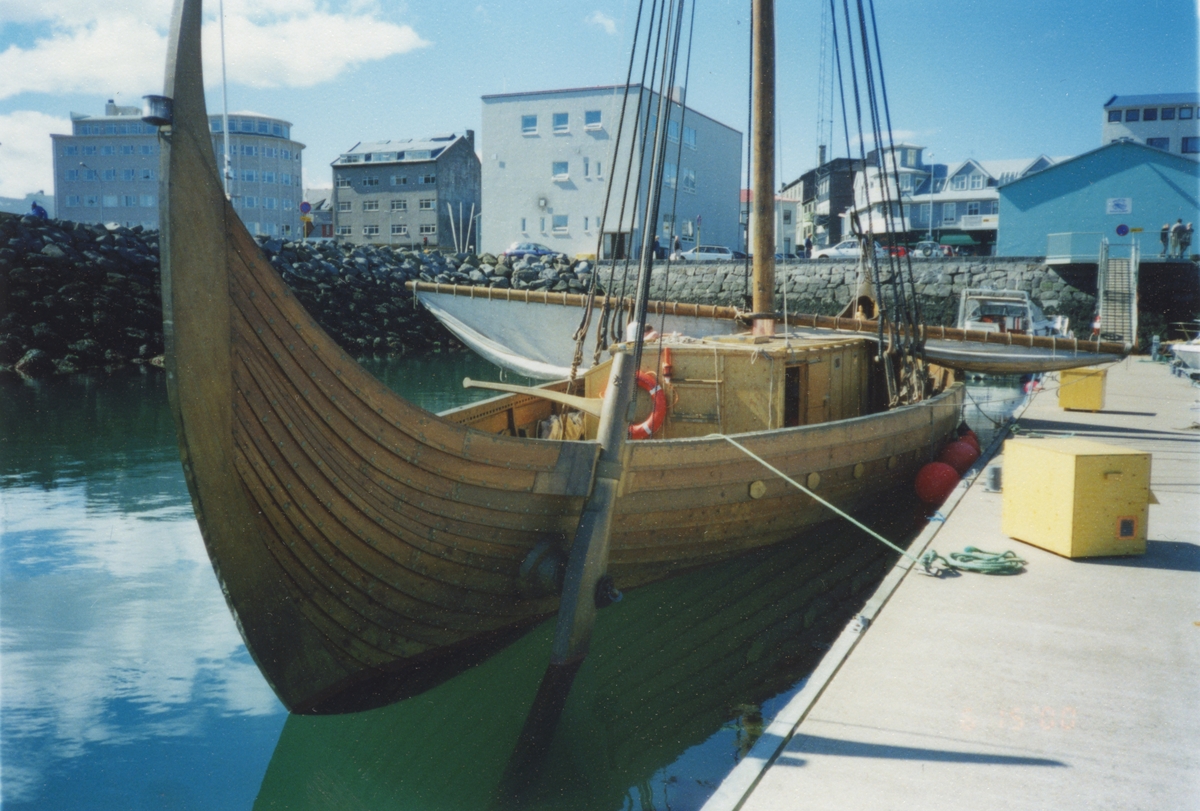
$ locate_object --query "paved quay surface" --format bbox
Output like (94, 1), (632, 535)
(707, 359), (1200, 811)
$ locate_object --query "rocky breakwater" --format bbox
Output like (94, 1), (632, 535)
(0, 214), (164, 377)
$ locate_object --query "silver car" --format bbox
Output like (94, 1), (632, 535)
(812, 239), (886, 259)
(678, 245), (735, 261)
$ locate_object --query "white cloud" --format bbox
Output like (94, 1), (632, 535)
(586, 10), (618, 35)
(0, 110), (70, 199)
(0, 4), (429, 100)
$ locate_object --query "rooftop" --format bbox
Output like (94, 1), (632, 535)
(332, 134), (467, 166)
(1103, 92), (1199, 108)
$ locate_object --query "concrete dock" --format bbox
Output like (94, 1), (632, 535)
(705, 359), (1200, 811)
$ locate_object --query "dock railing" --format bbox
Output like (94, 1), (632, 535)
(1046, 232), (1104, 264)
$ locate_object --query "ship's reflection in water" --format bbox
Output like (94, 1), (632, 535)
(1, 359), (1024, 811)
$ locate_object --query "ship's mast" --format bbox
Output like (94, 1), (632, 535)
(751, 0), (776, 336)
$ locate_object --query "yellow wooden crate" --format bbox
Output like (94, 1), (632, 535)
(1057, 366), (1107, 411)
(1001, 438), (1155, 558)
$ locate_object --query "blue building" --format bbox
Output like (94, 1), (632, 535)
(997, 140), (1200, 257)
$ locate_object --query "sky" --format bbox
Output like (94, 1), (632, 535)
(0, 0), (1197, 201)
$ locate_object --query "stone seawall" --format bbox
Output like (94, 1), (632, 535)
(3, 213), (1194, 378)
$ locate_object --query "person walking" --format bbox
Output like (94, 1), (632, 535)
(1160, 223), (1171, 257)
(804, 236), (813, 258)
(1170, 218), (1186, 258)
(1182, 223), (1194, 259)
(30, 200), (48, 219)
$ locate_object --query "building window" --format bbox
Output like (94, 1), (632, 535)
(123, 195), (138, 207)
(363, 177), (379, 186)
(66, 195), (81, 207)
(419, 174), (436, 184)
(242, 145), (257, 156)
(783, 209), (792, 224)
(84, 169), (99, 181)
(363, 225), (380, 236)
(419, 224), (437, 235)
(100, 145), (115, 156)
(122, 169), (135, 181)
(363, 200), (379, 211)
(967, 202), (980, 216)
(905, 148), (917, 167)
(336, 225), (351, 236)
(668, 120), (680, 143)
(969, 174), (984, 190)
(520, 218), (527, 232)
(1161, 107), (1176, 121)
(101, 169), (116, 181)
(1181, 107), (1195, 120)
(552, 161), (569, 179)
(263, 172), (275, 183)
(66, 169), (79, 181)
(522, 114), (538, 134)
(1124, 109), (1139, 122)
(951, 175), (967, 191)
(337, 201), (351, 212)
(663, 162), (677, 188)
(82, 145), (96, 156)
(242, 170), (257, 182)
(141, 168), (155, 181)
(337, 178), (351, 188)
(899, 173), (913, 191)
(585, 110), (602, 129)
(1143, 108), (1158, 121)
(540, 217), (546, 232)
(1146, 137), (1170, 150)
(683, 126), (696, 149)
(552, 112), (569, 132)
(583, 159), (590, 177)
(682, 167), (696, 193)
(282, 199), (293, 210)
(244, 196), (257, 208)
(120, 145), (134, 156)
(419, 198), (435, 210)
(282, 224), (292, 235)
(264, 147), (277, 158)
(595, 161), (603, 176)
(919, 203), (930, 222)
(264, 198), (277, 210)
(281, 149), (292, 159)
(391, 176), (408, 185)
(682, 220), (694, 238)
(84, 195), (98, 207)
(140, 145), (154, 156)
(281, 174), (292, 186)
(391, 199), (407, 211)
(1183, 137), (1200, 154)
(552, 215), (568, 231)
(942, 202), (956, 223)
(64, 145), (78, 156)
(391, 224), (408, 236)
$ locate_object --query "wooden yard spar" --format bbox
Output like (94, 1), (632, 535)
(158, 0), (963, 716)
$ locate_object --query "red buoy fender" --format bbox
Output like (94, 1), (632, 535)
(915, 462), (959, 505)
(938, 440), (980, 474)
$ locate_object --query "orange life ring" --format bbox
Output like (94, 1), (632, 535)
(600, 370), (668, 439)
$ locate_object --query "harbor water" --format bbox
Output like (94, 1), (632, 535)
(0, 357), (1029, 810)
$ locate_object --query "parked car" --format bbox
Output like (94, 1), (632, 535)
(679, 245), (736, 262)
(501, 241), (557, 260)
(913, 240), (952, 258)
(775, 253), (799, 262)
(887, 245), (908, 258)
(812, 239), (886, 260)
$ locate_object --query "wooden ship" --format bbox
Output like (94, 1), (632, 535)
(157, 0), (962, 715)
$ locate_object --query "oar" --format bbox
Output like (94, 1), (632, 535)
(462, 378), (603, 417)
(494, 350), (637, 804)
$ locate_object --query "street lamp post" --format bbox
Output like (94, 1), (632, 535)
(926, 152), (935, 246)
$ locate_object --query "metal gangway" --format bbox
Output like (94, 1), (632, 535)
(1098, 237), (1140, 346)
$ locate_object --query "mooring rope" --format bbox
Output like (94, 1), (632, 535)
(714, 434), (1027, 576)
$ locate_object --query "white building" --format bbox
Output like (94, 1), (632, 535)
(741, 190), (800, 256)
(845, 144), (1061, 254)
(1102, 93), (1199, 160)
(52, 100), (305, 234)
(480, 85), (741, 258)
